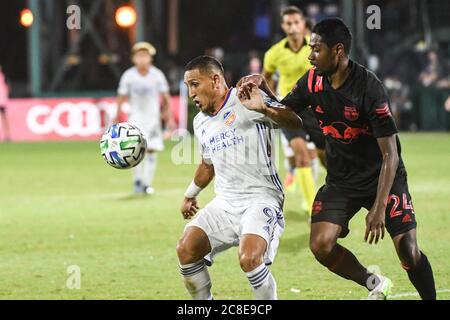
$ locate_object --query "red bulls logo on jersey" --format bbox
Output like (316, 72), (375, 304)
(312, 201), (323, 215)
(319, 121), (371, 144)
(344, 106), (359, 121)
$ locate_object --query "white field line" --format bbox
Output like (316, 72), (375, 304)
(389, 289), (450, 299)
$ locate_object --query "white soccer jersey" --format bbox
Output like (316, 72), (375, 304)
(193, 88), (284, 207)
(117, 66), (169, 127)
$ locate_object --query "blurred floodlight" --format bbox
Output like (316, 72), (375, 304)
(115, 5), (136, 28)
(20, 9), (34, 27)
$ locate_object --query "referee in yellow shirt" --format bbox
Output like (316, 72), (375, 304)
(263, 6), (325, 215)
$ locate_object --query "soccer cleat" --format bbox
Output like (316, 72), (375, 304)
(143, 186), (154, 195)
(367, 275), (393, 300)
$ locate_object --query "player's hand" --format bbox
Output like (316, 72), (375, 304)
(237, 74), (265, 100)
(238, 83), (267, 114)
(365, 207), (386, 244)
(180, 197), (199, 219)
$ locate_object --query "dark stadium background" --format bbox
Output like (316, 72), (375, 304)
(1, 0), (449, 132)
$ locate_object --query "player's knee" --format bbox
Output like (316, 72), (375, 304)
(398, 236), (421, 269)
(310, 234), (335, 260)
(239, 252), (263, 273)
(400, 243), (422, 270)
(176, 238), (201, 265)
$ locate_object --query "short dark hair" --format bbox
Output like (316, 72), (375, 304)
(280, 6), (303, 19)
(312, 18), (352, 54)
(184, 55), (224, 75)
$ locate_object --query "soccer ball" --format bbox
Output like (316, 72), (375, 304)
(100, 123), (147, 169)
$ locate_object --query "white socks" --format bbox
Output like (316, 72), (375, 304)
(133, 153), (157, 189)
(133, 158), (145, 183)
(180, 261), (278, 300)
(180, 260), (213, 300)
(143, 153), (157, 188)
(246, 263), (278, 300)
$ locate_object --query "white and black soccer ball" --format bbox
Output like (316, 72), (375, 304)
(100, 123), (147, 169)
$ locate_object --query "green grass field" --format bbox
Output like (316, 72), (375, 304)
(0, 132), (449, 300)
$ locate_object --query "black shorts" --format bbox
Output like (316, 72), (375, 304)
(282, 127), (308, 141)
(281, 108), (326, 150)
(311, 175), (417, 238)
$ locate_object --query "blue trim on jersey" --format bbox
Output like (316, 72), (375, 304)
(257, 123), (283, 191)
(263, 123), (283, 189)
(256, 123), (283, 193)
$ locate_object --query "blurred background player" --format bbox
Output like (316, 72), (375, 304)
(177, 55), (300, 300)
(115, 42), (175, 195)
(263, 6), (325, 215)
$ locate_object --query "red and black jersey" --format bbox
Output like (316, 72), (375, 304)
(281, 60), (406, 195)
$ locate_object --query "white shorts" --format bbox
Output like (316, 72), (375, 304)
(132, 123), (164, 152)
(184, 197), (285, 266)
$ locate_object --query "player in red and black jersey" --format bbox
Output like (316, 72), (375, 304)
(237, 18), (435, 300)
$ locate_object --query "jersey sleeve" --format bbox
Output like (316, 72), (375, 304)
(280, 70), (311, 114)
(157, 70), (170, 94)
(363, 74), (398, 138)
(263, 47), (277, 74)
(117, 71), (130, 96)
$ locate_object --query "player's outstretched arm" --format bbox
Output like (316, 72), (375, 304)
(180, 159), (215, 219)
(237, 74), (277, 101)
(238, 84), (302, 129)
(365, 134), (400, 244)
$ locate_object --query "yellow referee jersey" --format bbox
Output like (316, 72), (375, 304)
(263, 36), (311, 98)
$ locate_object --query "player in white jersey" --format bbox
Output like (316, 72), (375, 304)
(116, 42), (175, 195)
(176, 56), (301, 300)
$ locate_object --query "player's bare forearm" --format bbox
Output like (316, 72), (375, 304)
(374, 135), (400, 210)
(237, 74), (278, 101)
(263, 105), (302, 129)
(238, 84), (302, 129)
(181, 159), (214, 219)
(365, 135), (399, 244)
(193, 159), (215, 188)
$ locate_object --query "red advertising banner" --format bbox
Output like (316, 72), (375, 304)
(0, 96), (182, 142)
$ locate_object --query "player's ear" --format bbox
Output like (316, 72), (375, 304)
(211, 74), (220, 89)
(335, 43), (345, 57)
